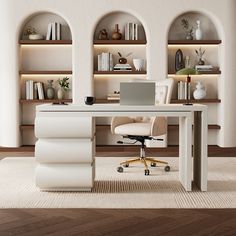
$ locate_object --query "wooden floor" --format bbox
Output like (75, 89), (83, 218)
(0, 209), (235, 235)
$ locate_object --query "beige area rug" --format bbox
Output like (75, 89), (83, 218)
(0, 157), (235, 208)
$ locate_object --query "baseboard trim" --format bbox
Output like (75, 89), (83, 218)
(1, 145), (236, 157)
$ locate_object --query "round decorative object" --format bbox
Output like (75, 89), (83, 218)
(133, 58), (145, 71)
(193, 81), (206, 99)
(144, 169), (150, 176)
(119, 57), (127, 64)
(112, 24), (122, 40)
(186, 32), (193, 40)
(57, 88), (64, 99)
(84, 96), (96, 105)
(195, 20), (202, 40)
(29, 34), (44, 40)
(98, 29), (108, 40)
(175, 49), (184, 72)
(198, 58), (205, 65)
(46, 80), (55, 99)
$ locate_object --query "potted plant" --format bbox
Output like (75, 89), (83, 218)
(195, 47), (205, 65)
(57, 77), (70, 99)
(181, 18), (194, 40)
(23, 26), (43, 40)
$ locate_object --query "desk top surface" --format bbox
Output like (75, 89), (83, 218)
(36, 103), (207, 112)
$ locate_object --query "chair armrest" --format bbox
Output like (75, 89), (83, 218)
(111, 117), (134, 134)
(151, 117), (167, 136)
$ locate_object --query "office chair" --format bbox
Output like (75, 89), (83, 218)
(111, 78), (174, 175)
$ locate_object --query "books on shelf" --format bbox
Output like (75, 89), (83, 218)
(25, 81), (45, 100)
(107, 93), (120, 100)
(113, 64), (132, 71)
(46, 22), (61, 40)
(125, 23), (139, 40)
(177, 81), (191, 100)
(97, 52), (113, 71)
(195, 65), (213, 71)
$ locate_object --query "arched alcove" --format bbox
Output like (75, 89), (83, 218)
(93, 11), (147, 105)
(168, 11), (219, 40)
(20, 12), (72, 40)
(19, 12), (73, 146)
(92, 11), (148, 145)
(167, 11), (222, 147)
(93, 11), (146, 41)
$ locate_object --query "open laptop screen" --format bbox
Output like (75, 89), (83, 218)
(120, 82), (156, 105)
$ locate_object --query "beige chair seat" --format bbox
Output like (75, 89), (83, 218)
(114, 122), (152, 136)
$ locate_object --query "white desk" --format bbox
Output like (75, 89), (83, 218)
(35, 104), (208, 192)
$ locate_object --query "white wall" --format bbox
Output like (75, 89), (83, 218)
(0, 0), (236, 147)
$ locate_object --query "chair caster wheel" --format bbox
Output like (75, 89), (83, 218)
(144, 169), (150, 176)
(117, 166), (124, 173)
(165, 165), (170, 172)
(150, 162), (156, 167)
(123, 163), (129, 168)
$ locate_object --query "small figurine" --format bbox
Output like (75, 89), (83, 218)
(98, 29), (109, 40)
(118, 52), (132, 64)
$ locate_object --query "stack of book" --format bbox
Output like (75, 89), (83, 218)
(125, 23), (139, 40)
(97, 52), (113, 71)
(113, 64), (132, 71)
(195, 65), (213, 71)
(25, 81), (45, 100)
(46, 22), (61, 40)
(177, 81), (191, 100)
(107, 93), (120, 100)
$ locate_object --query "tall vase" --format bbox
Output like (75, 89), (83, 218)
(112, 24), (122, 40)
(46, 80), (55, 99)
(57, 87), (64, 99)
(195, 20), (202, 40)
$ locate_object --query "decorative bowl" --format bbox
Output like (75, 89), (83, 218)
(133, 59), (145, 71)
(29, 34), (44, 40)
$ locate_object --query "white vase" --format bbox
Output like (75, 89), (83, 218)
(195, 20), (202, 40)
(193, 81), (206, 99)
(57, 88), (65, 99)
(133, 59), (145, 71)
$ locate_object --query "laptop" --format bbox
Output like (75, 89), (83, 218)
(120, 82), (156, 105)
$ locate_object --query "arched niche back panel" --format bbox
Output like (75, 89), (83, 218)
(168, 12), (219, 40)
(93, 11), (147, 102)
(20, 12), (72, 40)
(18, 12), (73, 146)
(94, 12), (146, 40)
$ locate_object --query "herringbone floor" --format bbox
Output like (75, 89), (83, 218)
(0, 209), (235, 236)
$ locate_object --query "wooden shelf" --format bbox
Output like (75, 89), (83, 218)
(168, 40), (222, 45)
(171, 99), (221, 104)
(168, 124), (221, 130)
(20, 124), (221, 131)
(94, 71), (146, 75)
(95, 99), (118, 104)
(96, 98), (221, 104)
(19, 71), (72, 75)
(20, 99), (72, 104)
(19, 40), (72, 45)
(94, 40), (146, 45)
(168, 69), (221, 75)
(97, 124), (220, 130)
(20, 125), (34, 130)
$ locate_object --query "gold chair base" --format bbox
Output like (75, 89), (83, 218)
(120, 157), (168, 171)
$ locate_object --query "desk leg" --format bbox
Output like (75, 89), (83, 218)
(179, 114), (192, 191)
(193, 111), (208, 191)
